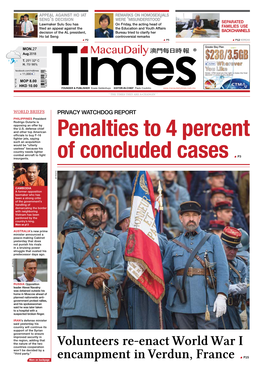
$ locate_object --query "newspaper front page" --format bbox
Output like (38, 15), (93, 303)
(3, 0), (261, 373)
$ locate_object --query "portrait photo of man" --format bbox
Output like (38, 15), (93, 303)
(14, 12), (38, 37)
(21, 14), (34, 36)
(13, 163), (47, 186)
(13, 259), (47, 282)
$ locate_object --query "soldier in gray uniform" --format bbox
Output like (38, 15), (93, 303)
(60, 197), (124, 329)
(84, 177), (116, 229)
(57, 189), (84, 241)
(58, 216), (84, 329)
(100, 204), (115, 233)
(200, 187), (226, 230)
(213, 200), (247, 231)
(113, 207), (131, 236)
(162, 201), (229, 329)
(219, 226), (247, 329)
(82, 172), (127, 216)
(237, 228), (250, 328)
(162, 171), (190, 211)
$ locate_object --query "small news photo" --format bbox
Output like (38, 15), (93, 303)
(176, 12), (220, 38)
(94, 13), (114, 38)
(13, 163), (48, 186)
(14, 12), (38, 38)
(13, 258), (47, 282)
(57, 170), (249, 330)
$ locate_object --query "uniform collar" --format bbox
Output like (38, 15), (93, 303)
(183, 226), (201, 237)
(166, 181), (178, 192)
(68, 206), (80, 215)
(229, 258), (238, 267)
(105, 179), (113, 188)
(84, 226), (104, 237)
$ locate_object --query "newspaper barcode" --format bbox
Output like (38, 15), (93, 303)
(41, 70), (47, 88)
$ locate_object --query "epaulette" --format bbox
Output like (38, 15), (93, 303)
(66, 230), (81, 237)
(169, 233), (182, 242)
(237, 255), (248, 266)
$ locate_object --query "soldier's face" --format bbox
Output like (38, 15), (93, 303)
(180, 211), (201, 231)
(119, 217), (130, 232)
(70, 196), (84, 211)
(226, 196), (233, 205)
(217, 209), (233, 223)
(223, 244), (238, 260)
(210, 193), (225, 207)
(101, 210), (109, 223)
(83, 204), (103, 228)
(163, 171), (176, 182)
(150, 175), (159, 186)
(99, 171), (112, 182)
(209, 175), (225, 188)
(23, 262), (37, 281)
(91, 185), (105, 198)
(26, 166), (40, 182)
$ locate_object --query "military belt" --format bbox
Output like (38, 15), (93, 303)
(176, 267), (214, 277)
(171, 233), (212, 304)
(227, 296), (240, 307)
(66, 233), (102, 294)
(86, 267), (109, 274)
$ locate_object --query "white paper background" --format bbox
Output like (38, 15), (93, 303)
(2, 0), (261, 373)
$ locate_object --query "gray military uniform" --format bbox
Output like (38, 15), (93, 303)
(60, 227), (124, 329)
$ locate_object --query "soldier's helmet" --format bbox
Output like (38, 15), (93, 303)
(68, 189), (84, 200)
(81, 197), (105, 218)
(90, 177), (106, 189)
(237, 228), (249, 252)
(115, 207), (131, 230)
(61, 215), (84, 236)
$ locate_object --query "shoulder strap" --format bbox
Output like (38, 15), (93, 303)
(173, 238), (192, 252)
(182, 233), (212, 287)
(237, 255), (248, 266)
(164, 197), (171, 219)
(15, 278), (21, 282)
(228, 261), (242, 282)
(172, 233), (212, 302)
(78, 232), (102, 267)
(172, 237), (208, 268)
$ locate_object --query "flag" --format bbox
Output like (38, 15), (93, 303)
(124, 171), (165, 303)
